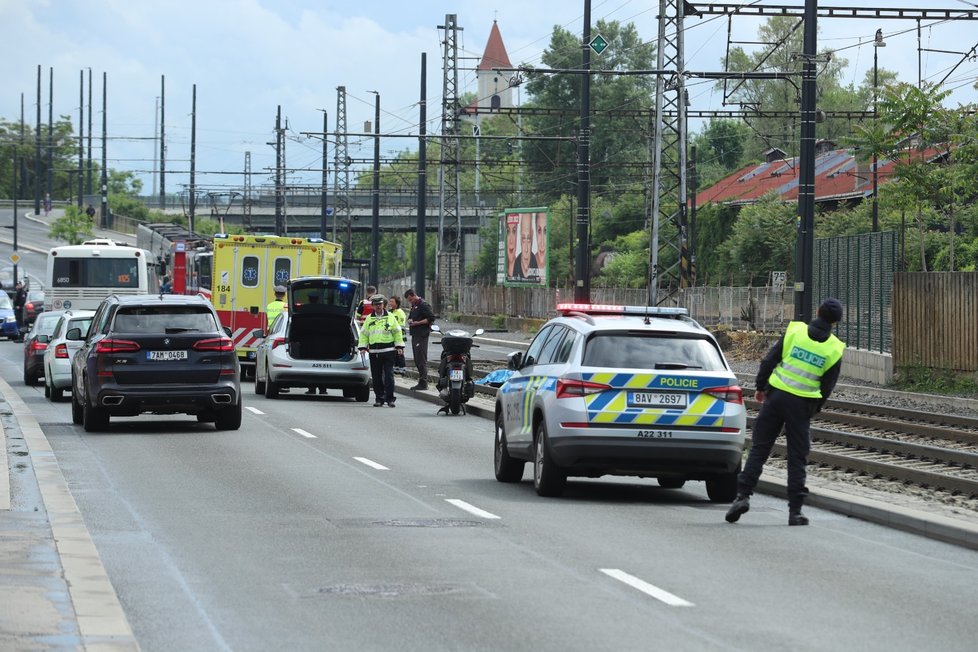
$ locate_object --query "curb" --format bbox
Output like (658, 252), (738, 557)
(395, 375), (978, 551)
(0, 376), (139, 648)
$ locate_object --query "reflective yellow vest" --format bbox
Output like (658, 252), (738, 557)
(266, 299), (286, 325)
(358, 311), (405, 353)
(768, 321), (845, 399)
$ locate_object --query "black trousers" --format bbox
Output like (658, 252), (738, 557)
(411, 332), (429, 384)
(737, 387), (815, 510)
(369, 351), (396, 403)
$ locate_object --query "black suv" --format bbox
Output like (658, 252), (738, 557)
(71, 294), (241, 432)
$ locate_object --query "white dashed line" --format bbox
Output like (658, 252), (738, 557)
(599, 569), (694, 607)
(291, 428), (316, 438)
(354, 457), (389, 470)
(245, 406), (264, 414)
(445, 499), (501, 519)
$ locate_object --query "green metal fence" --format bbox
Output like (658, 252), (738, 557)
(814, 230), (896, 353)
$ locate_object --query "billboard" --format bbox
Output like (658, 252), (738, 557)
(499, 208), (549, 287)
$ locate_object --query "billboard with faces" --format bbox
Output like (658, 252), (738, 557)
(499, 207), (549, 287)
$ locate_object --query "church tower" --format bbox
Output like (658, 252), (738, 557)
(470, 21), (514, 113)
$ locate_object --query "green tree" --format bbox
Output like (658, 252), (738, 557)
(49, 205), (94, 244)
(717, 193), (797, 285)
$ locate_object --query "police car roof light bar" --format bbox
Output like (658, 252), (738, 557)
(555, 303), (689, 318)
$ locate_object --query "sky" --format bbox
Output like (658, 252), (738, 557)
(2, 0), (977, 199)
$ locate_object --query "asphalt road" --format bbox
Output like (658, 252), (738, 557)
(2, 210), (977, 650)
(1, 342), (976, 651)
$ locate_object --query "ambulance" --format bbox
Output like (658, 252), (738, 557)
(210, 234), (343, 377)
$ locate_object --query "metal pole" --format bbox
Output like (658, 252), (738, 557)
(320, 110), (328, 240)
(160, 75), (166, 209)
(100, 72), (108, 230)
(793, 0), (817, 322)
(87, 68), (92, 197)
(47, 67), (53, 212)
(575, 0), (592, 302)
(416, 52), (428, 296)
(370, 91), (381, 288)
(189, 84), (197, 234)
(78, 70), (84, 207)
(872, 32), (882, 232)
(35, 65), (41, 215)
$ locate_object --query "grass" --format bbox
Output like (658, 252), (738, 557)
(891, 363), (978, 396)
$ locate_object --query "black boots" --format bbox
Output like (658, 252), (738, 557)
(788, 510), (809, 526)
(725, 495), (750, 523)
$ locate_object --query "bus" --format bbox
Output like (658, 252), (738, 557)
(46, 239), (159, 311)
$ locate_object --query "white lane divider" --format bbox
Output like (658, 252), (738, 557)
(354, 457), (389, 470)
(445, 498), (501, 520)
(245, 406), (264, 414)
(599, 569), (694, 607)
(291, 428), (316, 438)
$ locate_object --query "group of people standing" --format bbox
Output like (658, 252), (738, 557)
(356, 285), (436, 407)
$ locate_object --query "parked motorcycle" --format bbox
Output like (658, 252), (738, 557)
(431, 324), (484, 415)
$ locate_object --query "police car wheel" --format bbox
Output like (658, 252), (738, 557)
(494, 409), (525, 483)
(533, 421), (566, 497)
(706, 465), (740, 503)
(265, 377), (280, 399)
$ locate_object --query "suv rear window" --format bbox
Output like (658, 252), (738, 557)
(113, 306), (218, 333)
(583, 333), (726, 371)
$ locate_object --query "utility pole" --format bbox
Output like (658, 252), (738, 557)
(370, 91), (381, 288)
(243, 151), (252, 231)
(794, 0), (817, 322)
(274, 105), (284, 236)
(35, 65), (41, 215)
(575, 0), (592, 303)
(160, 75), (166, 210)
(100, 72), (108, 229)
(320, 109), (328, 240)
(47, 67), (53, 211)
(872, 28), (885, 233)
(189, 84), (197, 234)
(416, 52), (428, 297)
(87, 68), (92, 197)
(333, 87), (350, 250)
(78, 70), (84, 207)
(437, 14), (463, 312)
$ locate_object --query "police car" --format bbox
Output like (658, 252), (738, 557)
(493, 303), (746, 500)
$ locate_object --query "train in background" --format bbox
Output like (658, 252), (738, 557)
(136, 223), (344, 377)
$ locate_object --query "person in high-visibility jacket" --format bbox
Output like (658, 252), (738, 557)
(726, 298), (846, 527)
(358, 294), (405, 407)
(266, 285), (287, 326)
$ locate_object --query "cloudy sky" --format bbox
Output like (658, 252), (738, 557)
(3, 0), (976, 196)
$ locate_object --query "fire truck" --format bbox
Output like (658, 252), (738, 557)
(211, 233), (343, 376)
(137, 224), (343, 377)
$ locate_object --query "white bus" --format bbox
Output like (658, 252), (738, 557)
(46, 239), (159, 311)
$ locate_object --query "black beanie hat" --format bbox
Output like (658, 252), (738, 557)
(818, 298), (843, 324)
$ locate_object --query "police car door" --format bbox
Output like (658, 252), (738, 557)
(502, 325), (551, 449)
(506, 325), (569, 449)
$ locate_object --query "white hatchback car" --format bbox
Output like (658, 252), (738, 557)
(42, 309), (97, 402)
(494, 303), (747, 500)
(254, 276), (371, 401)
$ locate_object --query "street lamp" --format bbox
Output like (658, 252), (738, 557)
(872, 28), (886, 232)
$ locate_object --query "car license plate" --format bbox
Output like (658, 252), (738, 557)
(628, 391), (686, 408)
(449, 369), (464, 381)
(147, 350), (188, 361)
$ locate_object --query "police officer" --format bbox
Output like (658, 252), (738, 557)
(358, 294), (405, 407)
(266, 285), (287, 326)
(726, 298), (846, 526)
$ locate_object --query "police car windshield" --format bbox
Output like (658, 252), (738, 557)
(583, 333), (726, 371)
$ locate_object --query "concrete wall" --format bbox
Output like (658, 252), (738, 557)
(842, 348), (894, 384)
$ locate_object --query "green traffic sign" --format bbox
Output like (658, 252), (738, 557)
(589, 34), (609, 55)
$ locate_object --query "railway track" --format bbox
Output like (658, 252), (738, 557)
(469, 364), (978, 501)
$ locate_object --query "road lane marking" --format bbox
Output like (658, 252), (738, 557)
(445, 499), (501, 519)
(245, 406), (264, 414)
(291, 428), (316, 438)
(599, 569), (694, 607)
(354, 457), (389, 470)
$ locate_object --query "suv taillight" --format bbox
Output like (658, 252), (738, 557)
(193, 337), (235, 352)
(556, 378), (611, 399)
(96, 339), (141, 353)
(54, 343), (69, 359)
(704, 385), (744, 404)
(29, 339), (47, 352)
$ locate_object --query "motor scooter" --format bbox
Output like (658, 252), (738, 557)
(431, 324), (485, 415)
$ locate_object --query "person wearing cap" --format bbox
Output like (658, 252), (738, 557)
(726, 298), (846, 527)
(266, 285), (288, 326)
(357, 294), (405, 407)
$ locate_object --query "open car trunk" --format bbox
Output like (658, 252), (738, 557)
(286, 276), (361, 361)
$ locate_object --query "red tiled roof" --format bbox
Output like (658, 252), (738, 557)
(694, 147), (950, 206)
(479, 21), (512, 71)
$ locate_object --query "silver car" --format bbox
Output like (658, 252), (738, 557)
(254, 276), (371, 401)
(43, 310), (97, 401)
(494, 304), (747, 500)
